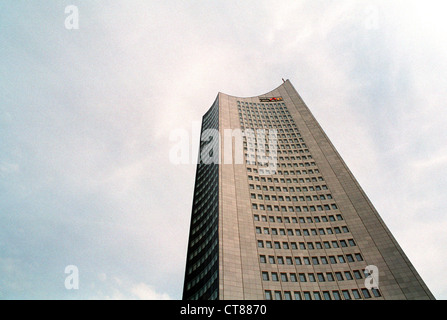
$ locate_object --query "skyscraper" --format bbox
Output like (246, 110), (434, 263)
(182, 80), (434, 300)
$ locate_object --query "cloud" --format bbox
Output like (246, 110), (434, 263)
(92, 274), (171, 300)
(130, 283), (171, 300)
(0, 162), (19, 178)
(0, 0), (446, 300)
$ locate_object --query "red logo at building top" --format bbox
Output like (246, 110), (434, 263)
(259, 97), (283, 102)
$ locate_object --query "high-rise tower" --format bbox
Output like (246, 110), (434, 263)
(182, 80), (434, 300)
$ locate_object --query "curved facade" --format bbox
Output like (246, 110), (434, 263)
(183, 97), (220, 300)
(183, 80), (434, 300)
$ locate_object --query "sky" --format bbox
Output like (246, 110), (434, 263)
(0, 0), (446, 300)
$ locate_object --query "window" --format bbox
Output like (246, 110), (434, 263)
(317, 273), (325, 282)
(271, 273), (279, 282)
(332, 291), (341, 300)
(344, 271), (353, 280)
(294, 292), (302, 300)
(303, 292), (312, 300)
(284, 291), (292, 300)
(372, 288), (381, 297)
(313, 292), (321, 300)
(323, 291), (332, 300)
(299, 274), (307, 282)
(260, 255), (266, 264)
(352, 289), (361, 299)
(265, 291), (272, 300)
(362, 289), (371, 299)
(308, 273), (316, 282)
(275, 291), (282, 300)
(281, 273), (288, 282)
(262, 272), (269, 281)
(290, 273), (297, 282)
(342, 290), (351, 300)
(335, 272), (344, 281)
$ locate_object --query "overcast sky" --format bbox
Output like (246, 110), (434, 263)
(1, 0), (446, 300)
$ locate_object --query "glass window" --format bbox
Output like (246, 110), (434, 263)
(352, 289), (361, 299)
(372, 288), (381, 297)
(317, 273), (325, 282)
(332, 291), (341, 300)
(342, 290), (351, 300)
(335, 272), (344, 281)
(344, 271), (353, 280)
(362, 289), (371, 299)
